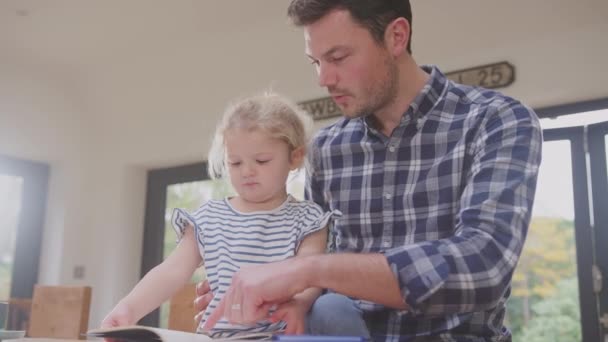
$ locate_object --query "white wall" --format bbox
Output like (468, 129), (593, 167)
(0, 58), (91, 287)
(413, 0), (608, 108)
(1, 0), (607, 327)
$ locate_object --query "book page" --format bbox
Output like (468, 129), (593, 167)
(87, 325), (272, 341)
(87, 326), (213, 342)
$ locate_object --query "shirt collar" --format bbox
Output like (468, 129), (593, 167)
(410, 65), (449, 121)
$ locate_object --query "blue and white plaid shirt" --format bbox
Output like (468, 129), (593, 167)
(305, 66), (542, 341)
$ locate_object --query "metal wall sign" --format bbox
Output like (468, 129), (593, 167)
(298, 96), (342, 121)
(299, 61), (516, 121)
(445, 61), (515, 89)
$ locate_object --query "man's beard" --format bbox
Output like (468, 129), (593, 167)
(351, 58), (399, 119)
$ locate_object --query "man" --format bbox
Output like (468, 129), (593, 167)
(198, 1), (542, 340)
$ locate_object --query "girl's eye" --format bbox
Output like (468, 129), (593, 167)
(257, 160), (270, 164)
(228, 161), (241, 167)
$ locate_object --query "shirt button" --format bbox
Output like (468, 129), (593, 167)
(388, 146), (396, 153)
(384, 192), (392, 200)
(383, 240), (391, 248)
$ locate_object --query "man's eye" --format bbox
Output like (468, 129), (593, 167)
(330, 55), (346, 63)
(228, 161), (241, 167)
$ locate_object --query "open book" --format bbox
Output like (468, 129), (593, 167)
(86, 325), (272, 341)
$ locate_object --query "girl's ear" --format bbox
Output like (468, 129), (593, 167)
(290, 146), (306, 170)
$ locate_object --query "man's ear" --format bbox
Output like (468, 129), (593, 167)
(384, 17), (410, 57)
(290, 146), (306, 170)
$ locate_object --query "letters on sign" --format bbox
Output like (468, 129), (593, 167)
(298, 96), (342, 121)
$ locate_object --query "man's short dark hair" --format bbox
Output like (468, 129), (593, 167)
(287, 0), (413, 54)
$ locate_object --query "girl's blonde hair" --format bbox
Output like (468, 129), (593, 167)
(208, 91), (313, 179)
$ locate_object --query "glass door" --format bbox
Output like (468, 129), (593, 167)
(0, 155), (48, 330)
(505, 108), (608, 341)
(506, 126), (595, 341)
(0, 175), (24, 300)
(0, 156), (48, 300)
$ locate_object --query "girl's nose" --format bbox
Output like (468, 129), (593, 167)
(242, 162), (255, 177)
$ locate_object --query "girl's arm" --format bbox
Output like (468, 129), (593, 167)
(269, 227), (328, 334)
(101, 224), (203, 327)
(292, 227), (328, 306)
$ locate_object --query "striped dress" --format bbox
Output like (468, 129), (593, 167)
(171, 195), (336, 337)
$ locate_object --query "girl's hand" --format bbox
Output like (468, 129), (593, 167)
(269, 298), (309, 335)
(100, 303), (135, 328)
(100, 304), (135, 342)
(194, 280), (213, 325)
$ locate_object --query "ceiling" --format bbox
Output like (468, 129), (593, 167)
(0, 0), (290, 71)
(2, 0), (606, 75)
(1, 0), (607, 167)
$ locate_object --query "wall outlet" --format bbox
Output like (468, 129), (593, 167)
(73, 265), (85, 279)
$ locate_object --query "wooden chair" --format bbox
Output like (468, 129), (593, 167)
(27, 285), (92, 340)
(168, 283), (198, 332)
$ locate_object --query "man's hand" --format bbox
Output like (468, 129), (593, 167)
(203, 257), (311, 330)
(194, 280), (214, 324)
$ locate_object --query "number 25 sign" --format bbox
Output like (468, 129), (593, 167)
(445, 61), (515, 89)
(299, 61), (516, 121)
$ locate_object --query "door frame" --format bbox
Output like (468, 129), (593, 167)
(588, 121), (608, 338)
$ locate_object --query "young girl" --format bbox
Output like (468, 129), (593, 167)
(101, 92), (336, 337)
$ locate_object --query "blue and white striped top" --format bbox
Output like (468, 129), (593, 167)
(172, 195), (336, 337)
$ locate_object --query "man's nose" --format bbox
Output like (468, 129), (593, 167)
(317, 63), (337, 88)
